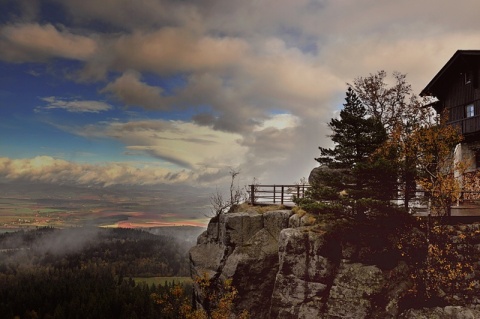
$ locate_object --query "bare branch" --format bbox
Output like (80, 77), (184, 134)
(209, 169), (246, 217)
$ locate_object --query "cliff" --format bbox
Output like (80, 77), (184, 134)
(189, 210), (480, 319)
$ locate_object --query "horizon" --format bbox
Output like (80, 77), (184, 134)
(2, 1), (480, 227)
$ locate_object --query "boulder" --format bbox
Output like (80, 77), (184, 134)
(288, 213), (316, 228)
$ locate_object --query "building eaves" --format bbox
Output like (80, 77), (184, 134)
(420, 50), (480, 97)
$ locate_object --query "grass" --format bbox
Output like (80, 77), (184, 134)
(237, 203), (288, 213)
(133, 276), (192, 286)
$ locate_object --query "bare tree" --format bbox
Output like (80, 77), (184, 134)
(210, 169), (245, 217)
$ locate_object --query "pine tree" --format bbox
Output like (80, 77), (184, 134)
(314, 87), (396, 203)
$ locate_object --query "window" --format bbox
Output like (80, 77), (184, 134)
(466, 104), (475, 117)
(465, 71), (473, 84)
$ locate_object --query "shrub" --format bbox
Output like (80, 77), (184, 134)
(293, 197), (346, 216)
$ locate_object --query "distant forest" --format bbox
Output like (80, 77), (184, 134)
(0, 227), (199, 318)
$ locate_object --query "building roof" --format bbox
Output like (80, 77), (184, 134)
(420, 50), (480, 97)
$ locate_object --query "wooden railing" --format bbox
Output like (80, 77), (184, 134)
(248, 184), (310, 206)
(247, 185), (480, 209)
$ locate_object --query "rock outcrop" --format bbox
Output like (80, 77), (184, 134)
(189, 210), (480, 318)
(190, 210), (295, 318)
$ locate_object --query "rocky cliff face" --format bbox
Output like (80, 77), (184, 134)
(189, 210), (480, 318)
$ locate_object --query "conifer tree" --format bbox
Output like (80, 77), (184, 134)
(314, 87), (396, 203)
(351, 71), (435, 209)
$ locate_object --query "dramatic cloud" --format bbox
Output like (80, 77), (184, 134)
(79, 28), (249, 80)
(0, 23), (97, 62)
(4, 0), (480, 190)
(59, 119), (247, 171)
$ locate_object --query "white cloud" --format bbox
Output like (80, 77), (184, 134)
(61, 119), (247, 171)
(0, 156), (194, 186)
(256, 113), (300, 131)
(38, 97), (113, 113)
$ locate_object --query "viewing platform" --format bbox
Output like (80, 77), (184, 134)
(247, 184), (310, 207)
(248, 184), (480, 218)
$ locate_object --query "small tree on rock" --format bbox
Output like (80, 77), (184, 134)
(210, 169), (245, 217)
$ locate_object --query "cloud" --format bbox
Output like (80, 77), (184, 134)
(79, 27), (249, 80)
(240, 127), (298, 160)
(0, 23), (97, 62)
(0, 156), (194, 186)
(101, 70), (169, 110)
(58, 119), (247, 171)
(43, 111), (311, 186)
(37, 96), (113, 113)
(98, 37), (337, 135)
(5, 0), (480, 189)
(50, 0), (202, 31)
(240, 113), (301, 159)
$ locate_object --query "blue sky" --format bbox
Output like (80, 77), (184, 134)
(2, 0), (480, 224)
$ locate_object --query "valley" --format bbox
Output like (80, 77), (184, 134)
(0, 226), (202, 318)
(0, 182), (211, 230)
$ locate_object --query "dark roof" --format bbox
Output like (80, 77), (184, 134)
(420, 50), (480, 97)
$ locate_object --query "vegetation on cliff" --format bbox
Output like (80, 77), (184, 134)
(308, 71), (463, 218)
(294, 71), (475, 311)
(187, 71), (476, 317)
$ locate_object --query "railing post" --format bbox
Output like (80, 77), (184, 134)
(273, 185), (276, 204)
(297, 185), (300, 199)
(281, 186), (284, 205)
(250, 184), (255, 205)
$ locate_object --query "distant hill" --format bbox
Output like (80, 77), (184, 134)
(0, 226), (192, 276)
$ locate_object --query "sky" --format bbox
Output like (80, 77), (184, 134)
(2, 0), (480, 226)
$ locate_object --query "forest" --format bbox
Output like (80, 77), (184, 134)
(0, 227), (195, 319)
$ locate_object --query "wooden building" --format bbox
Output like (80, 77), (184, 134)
(421, 50), (480, 199)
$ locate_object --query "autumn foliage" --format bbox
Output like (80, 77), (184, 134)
(152, 273), (249, 319)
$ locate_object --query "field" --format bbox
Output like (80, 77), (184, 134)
(0, 182), (211, 230)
